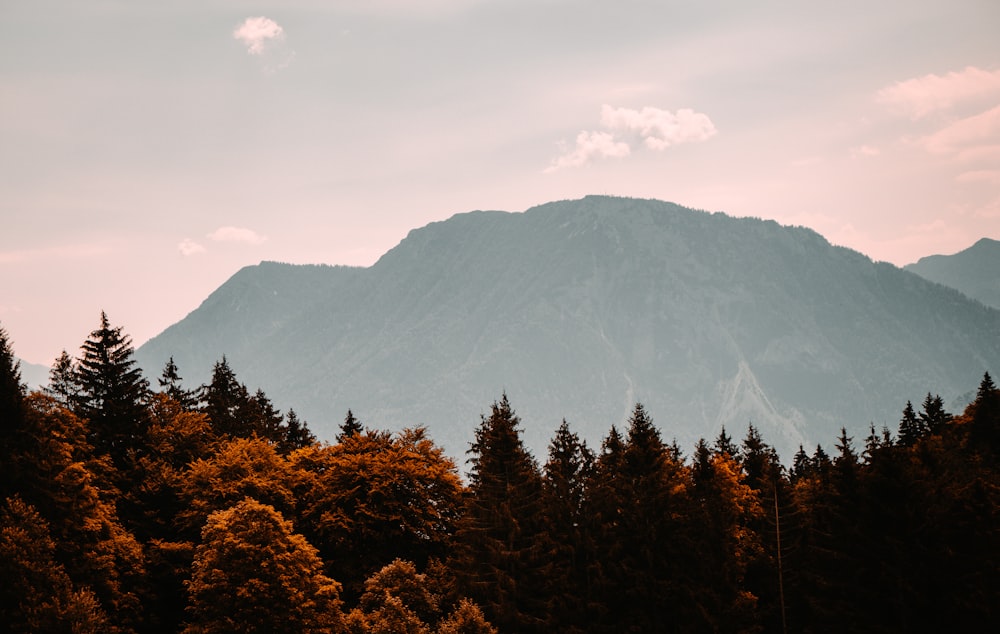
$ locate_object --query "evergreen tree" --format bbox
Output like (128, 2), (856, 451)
(43, 350), (79, 407)
(897, 400), (922, 447)
(199, 356), (250, 438)
(969, 371), (1000, 451)
(456, 394), (549, 633)
(918, 392), (950, 435)
(157, 356), (197, 410)
(540, 419), (593, 632)
(73, 312), (150, 471)
(0, 327), (28, 500)
(279, 408), (316, 453)
(338, 409), (364, 442)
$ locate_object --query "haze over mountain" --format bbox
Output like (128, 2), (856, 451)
(905, 238), (1000, 310)
(136, 196), (1000, 460)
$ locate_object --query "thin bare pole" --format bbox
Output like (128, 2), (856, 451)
(774, 484), (788, 634)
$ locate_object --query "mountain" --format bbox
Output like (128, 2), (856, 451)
(136, 196), (1000, 460)
(16, 357), (50, 390)
(905, 238), (1000, 310)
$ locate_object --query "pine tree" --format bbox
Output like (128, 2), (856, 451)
(338, 409), (364, 442)
(73, 312), (150, 471)
(279, 408), (316, 453)
(918, 393), (950, 435)
(540, 419), (593, 632)
(897, 401), (922, 447)
(43, 350), (79, 406)
(456, 394), (549, 633)
(157, 356), (197, 410)
(0, 327), (27, 500)
(969, 372), (999, 451)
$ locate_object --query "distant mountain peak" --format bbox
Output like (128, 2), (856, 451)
(137, 197), (1000, 460)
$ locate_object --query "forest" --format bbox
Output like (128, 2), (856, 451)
(2, 313), (999, 633)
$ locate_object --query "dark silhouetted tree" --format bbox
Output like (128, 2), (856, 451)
(44, 350), (79, 407)
(157, 356), (197, 410)
(72, 312), (150, 472)
(338, 409), (364, 442)
(456, 394), (549, 633)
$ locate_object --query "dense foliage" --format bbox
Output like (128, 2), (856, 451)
(2, 317), (999, 632)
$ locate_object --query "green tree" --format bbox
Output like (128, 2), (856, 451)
(184, 497), (344, 633)
(918, 392), (950, 435)
(0, 327), (28, 500)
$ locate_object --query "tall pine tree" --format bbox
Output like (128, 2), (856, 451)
(72, 312), (150, 472)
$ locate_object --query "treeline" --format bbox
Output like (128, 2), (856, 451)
(2, 314), (999, 632)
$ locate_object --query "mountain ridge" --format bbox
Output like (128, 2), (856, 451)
(136, 196), (1000, 460)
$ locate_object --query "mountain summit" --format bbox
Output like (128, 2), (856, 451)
(136, 196), (1000, 459)
(905, 237), (1000, 310)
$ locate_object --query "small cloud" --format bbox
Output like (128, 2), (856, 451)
(876, 66), (1000, 120)
(546, 104), (715, 171)
(545, 131), (630, 173)
(233, 16), (295, 72)
(851, 145), (880, 158)
(600, 105), (717, 150)
(178, 239), (206, 256)
(208, 226), (267, 245)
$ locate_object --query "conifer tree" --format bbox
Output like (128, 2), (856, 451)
(456, 394), (549, 633)
(540, 419), (593, 632)
(72, 312), (150, 471)
(43, 350), (79, 406)
(338, 409), (364, 442)
(0, 327), (28, 500)
(157, 356), (197, 410)
(918, 392), (950, 435)
(969, 371), (999, 451)
(897, 400), (922, 447)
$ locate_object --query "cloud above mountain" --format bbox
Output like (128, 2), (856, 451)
(547, 104), (716, 171)
(233, 16), (294, 72)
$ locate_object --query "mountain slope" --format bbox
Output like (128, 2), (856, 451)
(905, 238), (1000, 309)
(136, 196), (1000, 460)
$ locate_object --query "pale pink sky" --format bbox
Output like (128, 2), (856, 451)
(2, 0), (999, 366)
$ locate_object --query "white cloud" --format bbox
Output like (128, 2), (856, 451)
(877, 66), (1000, 120)
(234, 17), (285, 55)
(600, 105), (717, 150)
(545, 131), (630, 172)
(177, 238), (206, 256)
(546, 104), (715, 171)
(233, 17), (294, 72)
(207, 226), (267, 245)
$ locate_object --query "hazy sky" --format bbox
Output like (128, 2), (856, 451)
(2, 0), (999, 366)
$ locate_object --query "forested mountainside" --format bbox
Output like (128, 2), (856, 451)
(137, 196), (1000, 459)
(4, 321), (1000, 632)
(905, 237), (1000, 310)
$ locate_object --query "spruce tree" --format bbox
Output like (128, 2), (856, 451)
(43, 351), (79, 407)
(72, 312), (150, 472)
(897, 401), (922, 447)
(918, 393), (950, 435)
(157, 356), (197, 410)
(338, 409), (364, 442)
(456, 394), (548, 633)
(0, 327), (27, 500)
